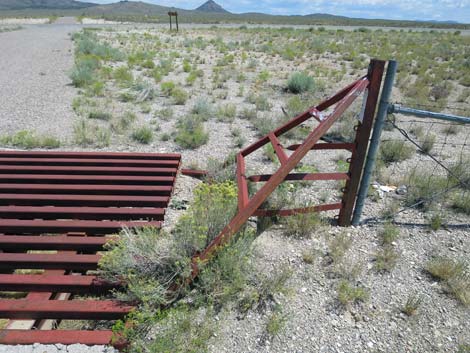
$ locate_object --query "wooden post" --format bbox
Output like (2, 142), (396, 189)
(168, 12), (178, 32)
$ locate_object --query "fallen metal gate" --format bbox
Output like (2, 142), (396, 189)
(0, 151), (180, 346)
(194, 59), (385, 267)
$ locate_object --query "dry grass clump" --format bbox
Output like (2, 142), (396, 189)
(425, 256), (469, 306)
(0, 130), (60, 149)
(379, 140), (414, 164)
(401, 294), (423, 316)
(337, 279), (368, 307)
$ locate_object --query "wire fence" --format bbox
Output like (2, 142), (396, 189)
(361, 103), (470, 228)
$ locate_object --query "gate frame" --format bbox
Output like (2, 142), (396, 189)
(191, 59), (385, 273)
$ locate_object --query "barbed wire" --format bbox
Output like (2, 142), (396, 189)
(360, 112), (469, 225)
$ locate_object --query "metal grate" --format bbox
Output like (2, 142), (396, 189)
(0, 151), (180, 347)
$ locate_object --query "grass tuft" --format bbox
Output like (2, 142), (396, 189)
(0, 130), (60, 149)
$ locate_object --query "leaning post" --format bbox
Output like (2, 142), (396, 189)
(351, 60), (398, 225)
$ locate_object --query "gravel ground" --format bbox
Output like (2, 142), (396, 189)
(0, 20), (78, 139)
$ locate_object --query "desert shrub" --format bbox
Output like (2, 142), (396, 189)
(253, 95), (272, 111)
(419, 133), (436, 154)
(425, 256), (469, 306)
(88, 110), (112, 121)
(287, 72), (314, 94)
(73, 120), (110, 147)
(286, 96), (310, 117)
(111, 111), (136, 133)
(379, 140), (414, 164)
(448, 155), (470, 189)
(173, 182), (238, 253)
(192, 98), (214, 118)
(171, 87), (188, 105)
(131, 126), (153, 144)
(74, 30), (124, 61)
(115, 304), (214, 353)
(337, 280), (368, 306)
(328, 233), (352, 263)
(86, 81), (105, 97)
(240, 107), (257, 120)
(452, 192), (470, 215)
(284, 210), (323, 237)
(426, 256), (464, 282)
(174, 115), (209, 149)
(266, 309), (287, 339)
(113, 66), (133, 86)
(100, 227), (190, 306)
(405, 171), (449, 210)
(216, 103), (237, 122)
(378, 222), (399, 245)
(161, 81), (176, 95)
(204, 153), (237, 183)
(118, 91), (134, 102)
(252, 115), (277, 136)
(429, 213), (444, 230)
(69, 58), (98, 88)
(374, 246), (399, 272)
(401, 294), (422, 316)
(0, 130), (60, 149)
(442, 124), (459, 134)
(155, 107), (174, 121)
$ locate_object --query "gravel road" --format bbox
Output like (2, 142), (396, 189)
(0, 19), (78, 140)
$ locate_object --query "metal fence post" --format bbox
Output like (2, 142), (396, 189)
(352, 60), (398, 226)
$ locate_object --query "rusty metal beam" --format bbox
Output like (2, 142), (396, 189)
(0, 330), (116, 346)
(248, 172), (349, 182)
(286, 142), (355, 151)
(0, 184), (173, 196)
(338, 60), (385, 226)
(0, 206), (164, 221)
(0, 253), (101, 270)
(0, 174), (175, 185)
(0, 235), (112, 252)
(0, 274), (117, 293)
(0, 219), (161, 234)
(254, 203), (342, 217)
(0, 300), (133, 320)
(0, 194), (169, 207)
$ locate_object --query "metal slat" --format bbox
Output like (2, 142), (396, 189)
(0, 157), (179, 168)
(0, 151), (181, 160)
(0, 235), (112, 252)
(0, 166), (178, 176)
(0, 329), (116, 346)
(0, 194), (170, 207)
(0, 300), (133, 320)
(0, 174), (175, 185)
(0, 206), (165, 221)
(0, 274), (117, 293)
(0, 219), (161, 234)
(0, 253), (101, 270)
(0, 184), (173, 196)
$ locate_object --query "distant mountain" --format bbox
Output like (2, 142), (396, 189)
(0, 0), (96, 10)
(196, 0), (229, 13)
(82, 1), (171, 16)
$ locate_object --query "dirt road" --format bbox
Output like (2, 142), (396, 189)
(0, 19), (79, 140)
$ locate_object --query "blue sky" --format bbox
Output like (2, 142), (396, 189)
(88, 0), (470, 23)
